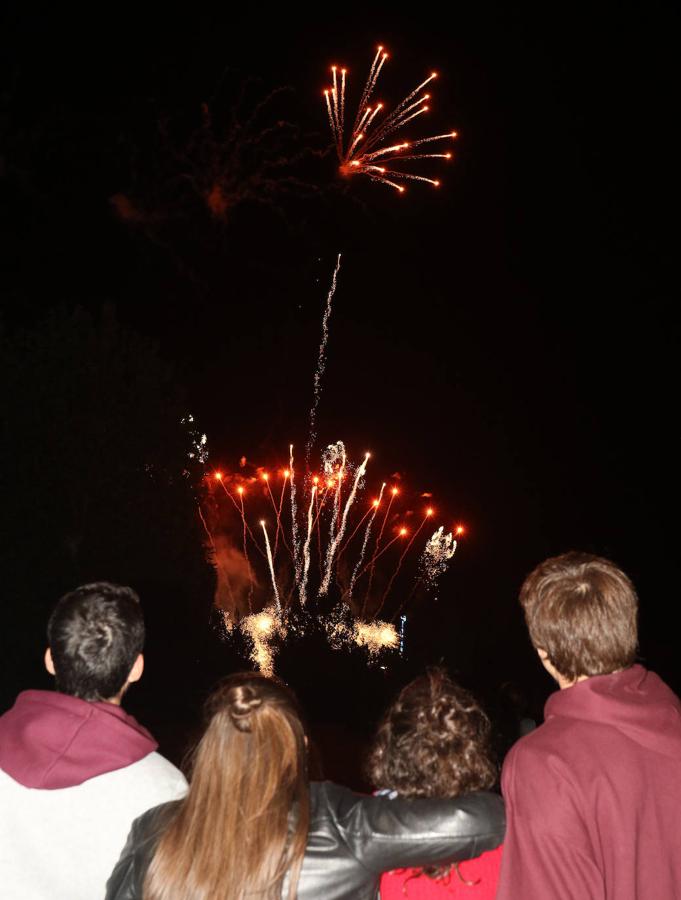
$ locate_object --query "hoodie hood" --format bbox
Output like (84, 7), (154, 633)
(0, 690), (158, 789)
(545, 664), (681, 759)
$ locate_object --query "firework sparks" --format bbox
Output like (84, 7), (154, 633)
(354, 620), (399, 656)
(240, 608), (283, 677)
(324, 46), (457, 192)
(205, 445), (459, 671)
(395, 525), (459, 620)
(421, 525), (458, 585)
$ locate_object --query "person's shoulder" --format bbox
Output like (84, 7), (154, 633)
(309, 781), (388, 831)
(116, 800), (180, 867)
(133, 798), (180, 833)
(137, 751), (187, 782)
(309, 780), (359, 817)
(112, 751), (188, 799)
(502, 721), (563, 785)
(506, 713), (573, 760)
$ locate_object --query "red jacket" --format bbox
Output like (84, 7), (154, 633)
(380, 845), (502, 899)
(496, 665), (681, 899)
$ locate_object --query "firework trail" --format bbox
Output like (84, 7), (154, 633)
(273, 470), (289, 558)
(324, 46), (457, 192)
(260, 520), (281, 612)
(263, 472), (293, 563)
(305, 254), (342, 468)
(320, 451), (370, 596)
(348, 482), (385, 602)
(375, 508), (434, 618)
(289, 444), (302, 588)
(239, 488), (255, 610)
(338, 498), (379, 560)
(216, 479), (265, 559)
(298, 483), (318, 604)
(319, 442), (346, 587)
(364, 485), (398, 609)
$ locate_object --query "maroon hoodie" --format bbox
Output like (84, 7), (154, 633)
(0, 689), (158, 789)
(497, 665), (681, 899)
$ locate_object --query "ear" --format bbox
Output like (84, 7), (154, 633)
(127, 653), (144, 685)
(44, 647), (56, 676)
(536, 648), (549, 662)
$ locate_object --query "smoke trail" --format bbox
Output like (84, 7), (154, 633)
(305, 254), (342, 467)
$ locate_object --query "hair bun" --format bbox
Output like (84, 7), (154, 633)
(229, 686), (263, 732)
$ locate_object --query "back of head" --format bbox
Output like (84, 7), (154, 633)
(47, 582), (144, 701)
(368, 668), (497, 799)
(145, 672), (310, 900)
(520, 551), (638, 681)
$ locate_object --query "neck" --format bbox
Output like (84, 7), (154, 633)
(556, 673), (589, 690)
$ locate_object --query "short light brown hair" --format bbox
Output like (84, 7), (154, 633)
(520, 552), (638, 681)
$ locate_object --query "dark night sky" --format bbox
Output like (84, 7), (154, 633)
(1, 5), (678, 698)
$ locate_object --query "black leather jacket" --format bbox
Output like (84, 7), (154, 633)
(105, 781), (504, 900)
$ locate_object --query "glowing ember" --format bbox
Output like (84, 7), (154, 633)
(324, 46), (457, 192)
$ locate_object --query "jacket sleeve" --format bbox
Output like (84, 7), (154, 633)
(495, 740), (602, 899)
(328, 783), (505, 874)
(104, 803), (173, 900)
(104, 817), (145, 900)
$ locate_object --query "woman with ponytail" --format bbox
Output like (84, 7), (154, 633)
(106, 672), (503, 900)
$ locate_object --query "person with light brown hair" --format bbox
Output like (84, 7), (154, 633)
(368, 668), (503, 899)
(105, 671), (504, 900)
(496, 552), (681, 900)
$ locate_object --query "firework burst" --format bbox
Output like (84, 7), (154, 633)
(203, 443), (460, 671)
(324, 45), (458, 192)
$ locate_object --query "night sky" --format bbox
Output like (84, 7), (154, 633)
(1, 5), (678, 707)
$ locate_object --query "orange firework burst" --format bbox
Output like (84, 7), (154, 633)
(324, 45), (457, 192)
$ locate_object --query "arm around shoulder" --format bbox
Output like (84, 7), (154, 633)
(329, 782), (505, 875)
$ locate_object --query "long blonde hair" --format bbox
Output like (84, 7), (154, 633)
(144, 672), (310, 900)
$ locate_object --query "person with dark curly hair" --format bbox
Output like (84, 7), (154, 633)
(368, 668), (502, 899)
